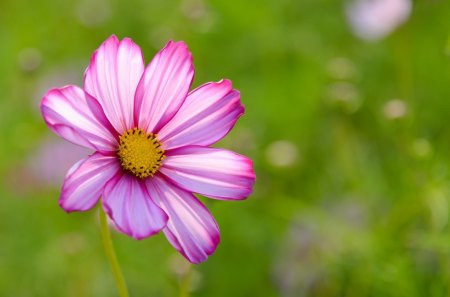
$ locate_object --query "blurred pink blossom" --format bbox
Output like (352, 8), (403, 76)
(346, 0), (412, 41)
(8, 137), (91, 194)
(28, 137), (93, 187)
(29, 137), (92, 186)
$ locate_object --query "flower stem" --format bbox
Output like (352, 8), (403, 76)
(99, 207), (130, 297)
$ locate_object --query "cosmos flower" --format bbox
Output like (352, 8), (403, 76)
(41, 35), (255, 264)
(346, 0), (412, 41)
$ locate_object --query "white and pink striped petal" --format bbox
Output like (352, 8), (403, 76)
(84, 35), (145, 133)
(146, 175), (220, 264)
(102, 174), (168, 240)
(59, 153), (120, 212)
(134, 41), (194, 134)
(41, 85), (117, 152)
(160, 146), (255, 200)
(158, 80), (244, 150)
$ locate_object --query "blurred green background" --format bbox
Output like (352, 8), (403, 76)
(1, 0), (450, 296)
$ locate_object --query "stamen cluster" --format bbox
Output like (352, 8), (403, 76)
(117, 128), (165, 178)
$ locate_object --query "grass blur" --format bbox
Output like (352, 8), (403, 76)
(0, 0), (450, 296)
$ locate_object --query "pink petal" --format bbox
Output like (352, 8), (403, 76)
(84, 35), (145, 133)
(146, 175), (220, 264)
(59, 153), (120, 212)
(134, 41), (194, 133)
(159, 146), (256, 200)
(158, 80), (244, 150)
(41, 85), (117, 151)
(102, 174), (168, 239)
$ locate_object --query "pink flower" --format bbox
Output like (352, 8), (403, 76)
(346, 0), (412, 41)
(41, 35), (255, 264)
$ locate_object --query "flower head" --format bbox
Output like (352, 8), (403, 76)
(41, 35), (255, 264)
(346, 0), (412, 41)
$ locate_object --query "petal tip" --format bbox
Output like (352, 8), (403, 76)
(122, 222), (167, 240)
(167, 40), (193, 61)
(131, 228), (163, 240)
(120, 37), (142, 52)
(218, 78), (233, 88)
(58, 199), (76, 213)
(105, 34), (120, 45)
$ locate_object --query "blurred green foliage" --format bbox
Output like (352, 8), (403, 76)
(0, 0), (450, 296)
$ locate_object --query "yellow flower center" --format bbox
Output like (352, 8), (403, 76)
(117, 128), (165, 179)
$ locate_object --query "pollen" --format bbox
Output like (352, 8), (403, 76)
(117, 128), (165, 179)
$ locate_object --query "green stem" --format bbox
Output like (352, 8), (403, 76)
(179, 264), (193, 297)
(99, 207), (130, 297)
